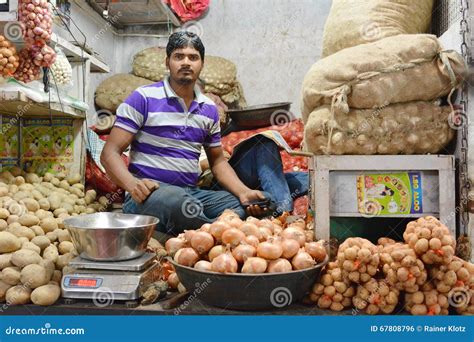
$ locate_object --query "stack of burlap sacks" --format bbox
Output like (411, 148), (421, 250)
(301, 0), (468, 155)
(94, 47), (246, 127)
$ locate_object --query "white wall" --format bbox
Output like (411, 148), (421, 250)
(118, 0), (332, 116)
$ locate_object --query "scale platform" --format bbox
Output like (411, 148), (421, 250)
(61, 252), (161, 302)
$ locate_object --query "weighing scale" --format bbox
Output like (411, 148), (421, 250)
(61, 252), (161, 302)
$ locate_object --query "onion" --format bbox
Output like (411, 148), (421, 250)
(228, 217), (243, 228)
(281, 238), (300, 259)
(257, 240), (283, 260)
(167, 272), (180, 289)
(305, 230), (315, 242)
(221, 228), (245, 247)
(211, 251), (238, 273)
(246, 217), (260, 224)
(241, 257), (268, 274)
(184, 229), (196, 242)
(289, 220), (306, 231)
(208, 245), (226, 261)
(292, 249), (315, 270)
(259, 227), (272, 241)
(257, 219), (274, 232)
(244, 235), (260, 248)
(232, 244), (257, 263)
(281, 227), (306, 247)
(210, 221), (231, 241)
(199, 223), (211, 233)
(190, 231), (214, 254)
(165, 237), (186, 256)
(194, 260), (212, 272)
(174, 248), (199, 267)
(305, 242), (327, 262)
(239, 222), (260, 237)
(267, 258), (292, 273)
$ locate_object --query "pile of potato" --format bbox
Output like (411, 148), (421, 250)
(405, 283), (449, 315)
(352, 278), (400, 315)
(336, 237), (379, 283)
(0, 167), (108, 306)
(309, 217), (474, 315)
(403, 216), (456, 265)
(308, 261), (354, 311)
(379, 242), (428, 293)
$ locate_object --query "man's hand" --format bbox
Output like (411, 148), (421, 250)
(239, 190), (268, 217)
(129, 179), (159, 204)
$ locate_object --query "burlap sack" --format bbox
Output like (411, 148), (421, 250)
(95, 74), (154, 113)
(322, 0), (434, 57)
(304, 102), (454, 155)
(301, 35), (467, 122)
(132, 47), (168, 81)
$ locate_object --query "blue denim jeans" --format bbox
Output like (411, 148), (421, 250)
(123, 183), (270, 235)
(217, 136), (309, 214)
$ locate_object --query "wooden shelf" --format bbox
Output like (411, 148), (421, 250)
(0, 90), (86, 118)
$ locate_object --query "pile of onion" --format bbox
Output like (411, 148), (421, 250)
(170, 210), (327, 274)
(13, 48), (40, 83)
(19, 0), (53, 45)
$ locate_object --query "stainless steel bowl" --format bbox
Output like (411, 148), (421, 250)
(64, 213), (159, 261)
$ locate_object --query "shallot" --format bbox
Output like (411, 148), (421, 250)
(194, 260), (212, 272)
(257, 240), (283, 260)
(209, 221), (230, 241)
(292, 249), (315, 270)
(190, 231), (214, 254)
(174, 247), (199, 267)
(267, 258), (292, 273)
(165, 237), (186, 256)
(281, 238), (300, 259)
(232, 244), (257, 263)
(281, 227), (306, 247)
(208, 245), (226, 261)
(167, 272), (180, 289)
(305, 242), (327, 262)
(244, 235), (260, 248)
(221, 228), (245, 247)
(211, 251), (238, 273)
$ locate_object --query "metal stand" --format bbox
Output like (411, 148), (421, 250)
(312, 155), (456, 241)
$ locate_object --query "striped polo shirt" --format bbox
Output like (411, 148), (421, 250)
(114, 77), (221, 187)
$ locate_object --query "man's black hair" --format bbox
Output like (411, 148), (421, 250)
(166, 31), (205, 61)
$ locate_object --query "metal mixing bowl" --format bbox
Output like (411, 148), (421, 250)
(64, 213), (159, 261)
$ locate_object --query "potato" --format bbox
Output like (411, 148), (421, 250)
(43, 173), (54, 182)
(85, 189), (97, 200)
(6, 215), (19, 224)
(31, 235), (50, 250)
(59, 180), (70, 191)
(18, 184), (34, 192)
(11, 249), (42, 267)
(39, 259), (55, 281)
(66, 173), (81, 185)
(18, 214), (39, 227)
(12, 191), (28, 201)
(20, 264), (49, 288)
(5, 285), (31, 305)
(0, 187), (8, 197)
(0, 280), (11, 301)
(54, 229), (70, 243)
(414, 238), (429, 254)
(58, 241), (74, 254)
(51, 270), (62, 283)
(0, 208), (9, 219)
(21, 241), (41, 254)
(72, 183), (85, 191)
(0, 253), (12, 270)
(40, 217), (58, 233)
(1, 266), (21, 285)
(18, 237), (28, 245)
(50, 178), (60, 187)
(69, 188), (83, 198)
(30, 225), (45, 236)
(53, 208), (68, 217)
(0, 231), (21, 253)
(31, 190), (44, 201)
(21, 198), (40, 212)
(31, 283), (61, 306)
(24, 173), (41, 184)
(85, 208), (96, 214)
(42, 244), (59, 263)
(47, 194), (61, 210)
(0, 219), (7, 231)
(45, 231), (57, 243)
(7, 225), (35, 240)
(56, 253), (74, 270)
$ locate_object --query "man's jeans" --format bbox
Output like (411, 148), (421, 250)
(123, 184), (270, 235)
(226, 136), (309, 214)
